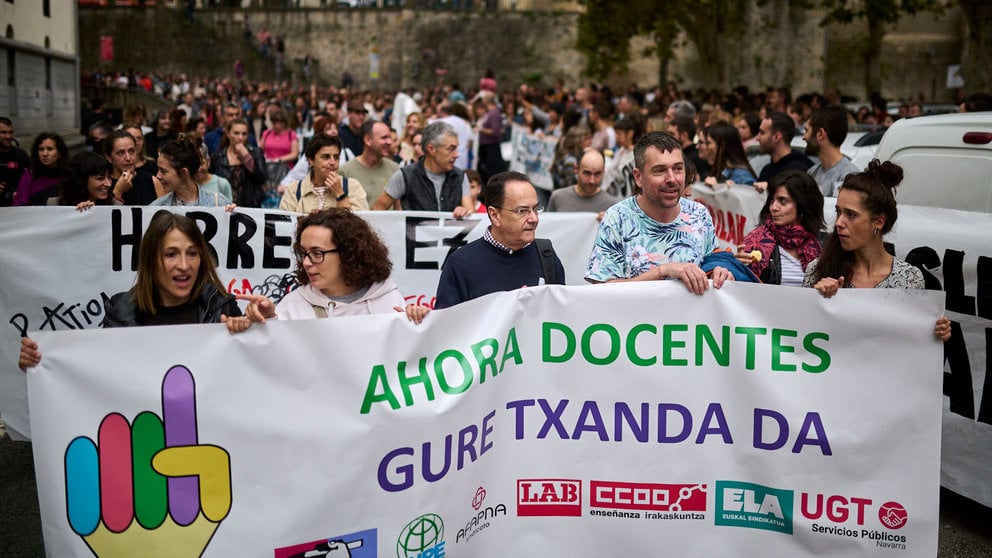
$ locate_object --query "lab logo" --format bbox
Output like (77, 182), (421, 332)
(878, 501), (908, 530)
(274, 527), (377, 558)
(517, 478), (582, 517)
(396, 513), (445, 558)
(63, 366), (232, 558)
(715, 480), (794, 535)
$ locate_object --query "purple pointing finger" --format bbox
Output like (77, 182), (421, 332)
(162, 365), (200, 526)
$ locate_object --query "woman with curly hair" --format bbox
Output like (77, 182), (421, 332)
(14, 132), (69, 205)
(232, 208), (429, 326)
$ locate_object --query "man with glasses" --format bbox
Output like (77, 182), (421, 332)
(373, 121), (474, 218)
(585, 132), (733, 295)
(434, 171), (565, 309)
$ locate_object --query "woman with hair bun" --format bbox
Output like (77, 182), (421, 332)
(804, 159), (951, 341)
(151, 133), (234, 208)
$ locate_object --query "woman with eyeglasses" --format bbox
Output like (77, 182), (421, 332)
(19, 211), (243, 370)
(231, 208), (428, 326)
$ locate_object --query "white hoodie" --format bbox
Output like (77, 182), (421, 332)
(275, 279), (405, 320)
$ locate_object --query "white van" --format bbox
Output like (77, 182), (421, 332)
(874, 113), (992, 213)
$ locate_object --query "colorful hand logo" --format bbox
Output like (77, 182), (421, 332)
(64, 365), (231, 557)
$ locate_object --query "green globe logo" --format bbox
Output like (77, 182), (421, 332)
(396, 513), (444, 558)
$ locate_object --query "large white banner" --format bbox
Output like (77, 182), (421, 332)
(687, 184), (992, 508)
(0, 207), (600, 440)
(29, 283), (944, 557)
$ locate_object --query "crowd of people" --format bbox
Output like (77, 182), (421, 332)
(5, 72), (980, 369)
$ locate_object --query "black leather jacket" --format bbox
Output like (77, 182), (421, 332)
(102, 283), (241, 328)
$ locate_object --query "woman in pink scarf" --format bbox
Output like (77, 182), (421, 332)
(735, 170), (824, 286)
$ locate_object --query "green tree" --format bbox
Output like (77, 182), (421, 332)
(957, 0), (991, 94)
(576, 0), (754, 88)
(819, 0), (945, 98)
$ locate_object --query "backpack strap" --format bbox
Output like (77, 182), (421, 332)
(534, 238), (558, 285)
(296, 179), (302, 201)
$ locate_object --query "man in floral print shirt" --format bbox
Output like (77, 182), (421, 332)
(585, 132), (734, 295)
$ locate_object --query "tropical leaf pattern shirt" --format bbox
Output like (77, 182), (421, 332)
(586, 197), (717, 281)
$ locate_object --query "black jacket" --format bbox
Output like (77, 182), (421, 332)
(102, 283), (241, 328)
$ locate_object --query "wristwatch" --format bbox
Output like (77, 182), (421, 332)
(336, 192), (348, 202)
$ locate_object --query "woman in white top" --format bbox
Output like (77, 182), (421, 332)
(230, 208), (428, 326)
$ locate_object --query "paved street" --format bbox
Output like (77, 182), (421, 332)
(2, 424), (990, 556)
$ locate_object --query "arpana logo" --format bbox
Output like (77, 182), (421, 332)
(715, 480), (794, 535)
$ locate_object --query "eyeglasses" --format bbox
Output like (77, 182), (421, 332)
(296, 248), (339, 264)
(493, 205), (544, 218)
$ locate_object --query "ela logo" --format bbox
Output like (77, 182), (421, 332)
(517, 479), (582, 517)
(715, 481), (794, 535)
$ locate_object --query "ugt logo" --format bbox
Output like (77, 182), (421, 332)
(64, 366), (232, 557)
(715, 480), (794, 535)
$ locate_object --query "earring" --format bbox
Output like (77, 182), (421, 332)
(873, 228), (879, 237)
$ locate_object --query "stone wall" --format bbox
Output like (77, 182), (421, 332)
(79, 7), (585, 92)
(79, 5), (965, 102)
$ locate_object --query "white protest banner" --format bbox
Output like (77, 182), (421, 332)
(508, 124), (557, 191)
(0, 207), (600, 440)
(689, 187), (992, 507)
(689, 182), (766, 250)
(29, 282), (943, 557)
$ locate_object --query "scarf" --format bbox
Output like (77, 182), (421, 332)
(744, 219), (821, 276)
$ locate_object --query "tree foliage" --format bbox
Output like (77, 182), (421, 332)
(576, 0), (755, 87)
(819, 0), (946, 97)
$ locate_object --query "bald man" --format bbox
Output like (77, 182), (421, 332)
(546, 149), (621, 219)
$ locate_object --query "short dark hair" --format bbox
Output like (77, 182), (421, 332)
(293, 208), (392, 289)
(670, 115), (696, 140)
(807, 105), (849, 147)
(0, 116), (12, 127)
(484, 171), (531, 210)
(359, 119), (377, 141)
(633, 131), (682, 172)
(962, 93), (992, 112)
(766, 111), (797, 143)
(305, 133), (343, 162)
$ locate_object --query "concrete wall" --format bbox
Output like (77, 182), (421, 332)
(1, 0), (79, 137)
